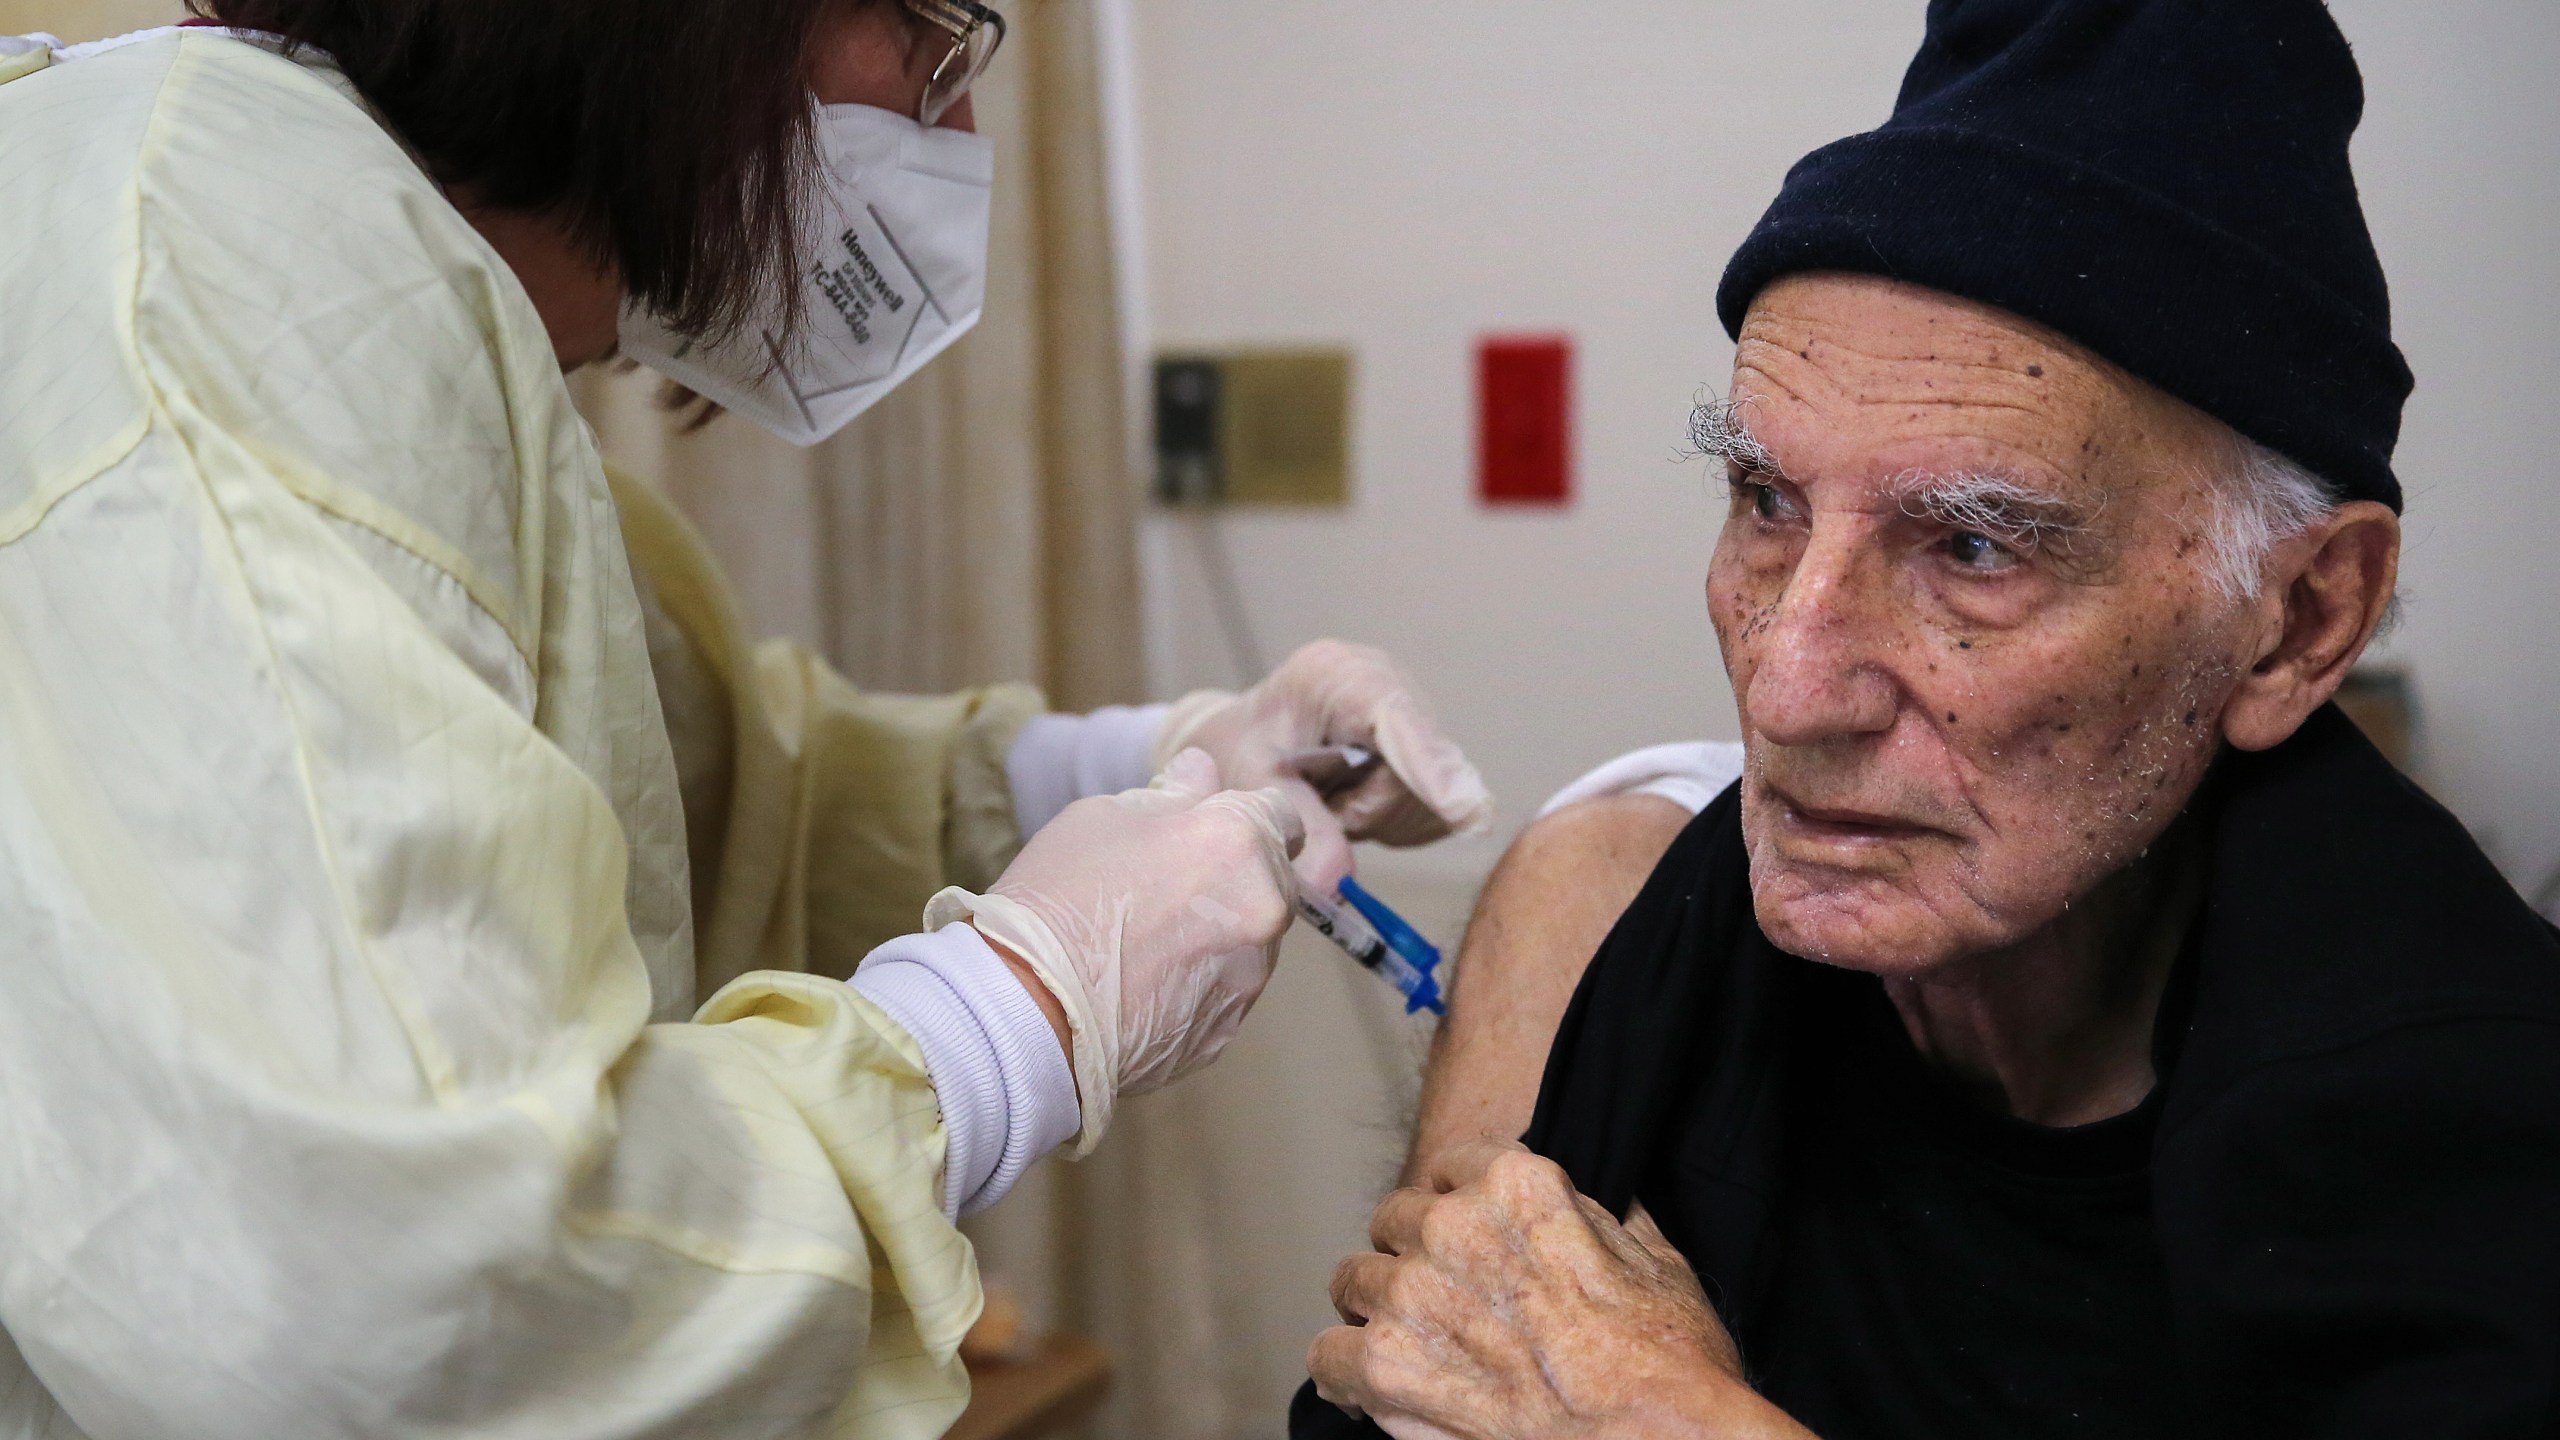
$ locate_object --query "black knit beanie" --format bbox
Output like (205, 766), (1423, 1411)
(1717, 0), (2413, 510)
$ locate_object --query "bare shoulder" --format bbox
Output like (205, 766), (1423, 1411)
(1405, 791), (1697, 1179)
(1454, 790), (1696, 1009)
(1502, 792), (1698, 890)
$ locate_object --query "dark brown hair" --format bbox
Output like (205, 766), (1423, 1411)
(192, 0), (874, 341)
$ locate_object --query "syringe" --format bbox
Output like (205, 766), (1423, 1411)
(1300, 878), (1445, 1015)
(1285, 746), (1448, 1016)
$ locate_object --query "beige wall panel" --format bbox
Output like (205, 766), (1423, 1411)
(0, 0), (185, 43)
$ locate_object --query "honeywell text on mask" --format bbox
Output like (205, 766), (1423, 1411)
(812, 229), (909, 344)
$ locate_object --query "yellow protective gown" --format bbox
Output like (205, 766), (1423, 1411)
(0, 29), (1040, 1440)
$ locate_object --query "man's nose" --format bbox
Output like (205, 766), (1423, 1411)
(1743, 530), (1901, 747)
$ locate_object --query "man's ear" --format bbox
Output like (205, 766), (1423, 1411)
(2221, 500), (2401, 752)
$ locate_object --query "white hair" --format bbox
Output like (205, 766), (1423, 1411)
(1896, 470), (2102, 562)
(1690, 396), (1775, 475)
(2201, 437), (2344, 601)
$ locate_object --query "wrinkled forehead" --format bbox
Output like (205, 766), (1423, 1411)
(1726, 273), (2224, 508)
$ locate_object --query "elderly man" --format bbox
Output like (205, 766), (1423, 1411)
(1294, 1), (2560, 1436)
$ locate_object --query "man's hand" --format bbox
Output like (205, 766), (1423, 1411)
(1308, 1141), (1811, 1440)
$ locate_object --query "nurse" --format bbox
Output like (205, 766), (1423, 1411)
(0, 4), (1487, 1437)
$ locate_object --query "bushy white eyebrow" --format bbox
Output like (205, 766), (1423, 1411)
(1893, 470), (2102, 556)
(1690, 395), (2105, 560)
(1689, 396), (1781, 476)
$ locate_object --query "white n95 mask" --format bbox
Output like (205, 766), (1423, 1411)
(619, 103), (994, 447)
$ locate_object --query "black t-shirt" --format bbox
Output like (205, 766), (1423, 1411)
(1751, 977), (2201, 1437)
(1292, 708), (2560, 1439)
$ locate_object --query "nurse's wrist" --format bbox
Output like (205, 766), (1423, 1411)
(976, 926), (1075, 1086)
(851, 923), (1082, 1217)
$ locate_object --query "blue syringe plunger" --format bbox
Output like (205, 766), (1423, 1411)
(1337, 876), (1445, 1015)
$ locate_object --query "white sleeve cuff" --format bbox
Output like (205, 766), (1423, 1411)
(1005, 704), (1172, 837)
(1535, 741), (1749, 820)
(850, 923), (1081, 1219)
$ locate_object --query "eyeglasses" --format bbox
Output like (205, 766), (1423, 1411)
(901, 0), (1007, 127)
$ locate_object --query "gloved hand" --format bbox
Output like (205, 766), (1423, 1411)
(925, 749), (1304, 1154)
(1154, 640), (1494, 892)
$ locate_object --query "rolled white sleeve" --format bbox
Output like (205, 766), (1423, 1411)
(1005, 703), (1171, 835)
(853, 924), (1081, 1219)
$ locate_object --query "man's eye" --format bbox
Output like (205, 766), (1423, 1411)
(1742, 481), (1792, 522)
(1945, 530), (2021, 573)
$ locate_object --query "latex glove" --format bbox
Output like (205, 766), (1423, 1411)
(925, 749), (1304, 1154)
(1155, 640), (1493, 891)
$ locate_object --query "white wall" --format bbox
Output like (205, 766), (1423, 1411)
(2342, 0), (2560, 884)
(1123, 1), (2560, 1428)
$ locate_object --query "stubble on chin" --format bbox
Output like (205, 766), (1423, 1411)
(1743, 823), (1994, 972)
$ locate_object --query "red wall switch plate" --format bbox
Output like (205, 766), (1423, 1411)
(1478, 335), (1573, 506)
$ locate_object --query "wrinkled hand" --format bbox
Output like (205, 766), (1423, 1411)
(1157, 640), (1492, 892)
(926, 750), (1303, 1153)
(1309, 1141), (1801, 1440)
